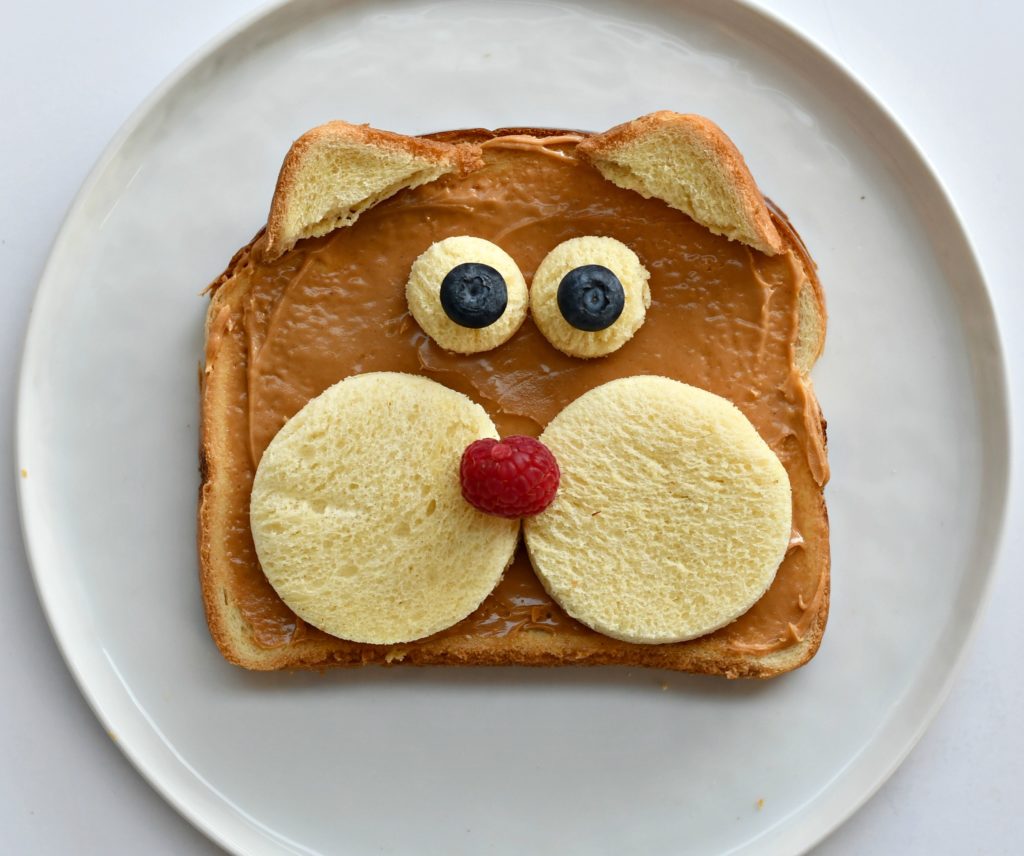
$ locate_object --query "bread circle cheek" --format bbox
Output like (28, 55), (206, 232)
(250, 372), (519, 644)
(524, 376), (791, 644)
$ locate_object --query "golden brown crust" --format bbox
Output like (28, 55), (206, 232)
(199, 252), (245, 665)
(263, 121), (484, 261)
(768, 197), (827, 373)
(577, 111), (785, 256)
(198, 125), (829, 677)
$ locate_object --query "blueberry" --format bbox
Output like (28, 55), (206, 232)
(439, 263), (508, 328)
(556, 265), (625, 332)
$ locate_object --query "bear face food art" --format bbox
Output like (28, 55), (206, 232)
(200, 114), (829, 676)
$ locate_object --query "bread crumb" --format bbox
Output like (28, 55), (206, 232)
(20, 469), (27, 478)
(108, 731), (118, 743)
(756, 798), (764, 810)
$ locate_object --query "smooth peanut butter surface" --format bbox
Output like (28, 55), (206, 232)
(207, 134), (828, 655)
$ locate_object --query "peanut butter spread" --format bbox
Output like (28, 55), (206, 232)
(205, 133), (828, 656)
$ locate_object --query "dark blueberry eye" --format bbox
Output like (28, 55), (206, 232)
(439, 263), (509, 329)
(556, 265), (625, 332)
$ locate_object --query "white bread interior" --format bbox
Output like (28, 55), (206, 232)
(524, 376), (792, 643)
(405, 236), (529, 354)
(249, 372), (519, 644)
(529, 236), (651, 358)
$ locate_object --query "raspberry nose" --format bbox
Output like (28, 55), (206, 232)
(459, 436), (560, 518)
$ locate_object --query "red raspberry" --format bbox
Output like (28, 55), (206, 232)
(459, 435), (560, 518)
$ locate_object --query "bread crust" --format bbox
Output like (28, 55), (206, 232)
(198, 125), (829, 677)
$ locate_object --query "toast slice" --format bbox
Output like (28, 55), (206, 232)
(199, 117), (828, 677)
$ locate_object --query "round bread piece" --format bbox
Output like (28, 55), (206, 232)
(530, 236), (650, 358)
(250, 372), (519, 644)
(406, 236), (528, 353)
(523, 376), (791, 644)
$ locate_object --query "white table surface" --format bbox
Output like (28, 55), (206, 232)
(2, 1), (1020, 853)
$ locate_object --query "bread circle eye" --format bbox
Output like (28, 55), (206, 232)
(406, 236), (528, 354)
(530, 237), (651, 358)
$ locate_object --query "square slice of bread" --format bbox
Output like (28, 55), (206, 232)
(199, 122), (828, 677)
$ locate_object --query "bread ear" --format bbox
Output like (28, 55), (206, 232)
(577, 112), (784, 255)
(264, 122), (483, 260)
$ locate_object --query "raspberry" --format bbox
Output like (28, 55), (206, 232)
(460, 435), (560, 518)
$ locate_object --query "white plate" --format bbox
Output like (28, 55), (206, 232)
(17, 0), (1010, 853)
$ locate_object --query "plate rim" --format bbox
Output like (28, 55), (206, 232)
(14, 0), (1012, 854)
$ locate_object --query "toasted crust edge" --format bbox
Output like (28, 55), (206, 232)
(199, 125), (829, 677)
